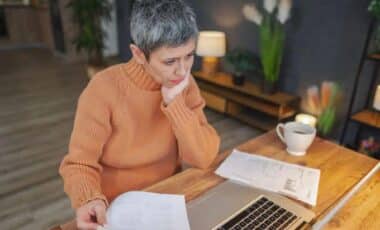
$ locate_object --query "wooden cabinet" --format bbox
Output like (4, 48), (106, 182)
(193, 71), (300, 131)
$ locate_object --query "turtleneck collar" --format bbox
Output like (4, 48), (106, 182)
(122, 58), (161, 91)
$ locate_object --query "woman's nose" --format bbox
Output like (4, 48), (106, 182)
(175, 61), (186, 76)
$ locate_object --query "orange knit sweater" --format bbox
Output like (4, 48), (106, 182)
(59, 59), (220, 209)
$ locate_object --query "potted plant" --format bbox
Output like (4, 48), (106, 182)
(225, 49), (261, 86)
(369, 0), (380, 16)
(242, 0), (292, 94)
(67, 0), (112, 79)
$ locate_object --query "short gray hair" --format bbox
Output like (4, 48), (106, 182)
(130, 0), (198, 57)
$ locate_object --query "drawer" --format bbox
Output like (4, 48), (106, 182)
(200, 90), (226, 113)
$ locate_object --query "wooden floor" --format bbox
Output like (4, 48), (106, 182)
(0, 48), (262, 229)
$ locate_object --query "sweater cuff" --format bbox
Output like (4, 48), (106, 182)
(161, 93), (195, 128)
(66, 176), (108, 209)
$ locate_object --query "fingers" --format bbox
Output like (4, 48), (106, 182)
(96, 225), (108, 230)
(94, 203), (107, 225)
(180, 75), (190, 88)
(161, 73), (191, 105)
(76, 211), (100, 230)
(77, 219), (99, 230)
(76, 199), (107, 230)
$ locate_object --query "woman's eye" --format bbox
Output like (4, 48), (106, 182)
(186, 53), (194, 59)
(165, 60), (175, 65)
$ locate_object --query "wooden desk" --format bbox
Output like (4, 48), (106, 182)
(145, 131), (380, 229)
(57, 131), (380, 229)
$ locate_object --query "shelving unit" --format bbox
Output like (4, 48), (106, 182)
(193, 71), (299, 131)
(340, 19), (380, 149)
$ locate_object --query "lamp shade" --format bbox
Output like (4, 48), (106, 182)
(373, 85), (380, 111)
(196, 31), (226, 57)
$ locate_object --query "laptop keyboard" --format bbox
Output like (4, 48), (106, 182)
(215, 196), (298, 230)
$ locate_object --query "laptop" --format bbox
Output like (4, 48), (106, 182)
(187, 180), (315, 230)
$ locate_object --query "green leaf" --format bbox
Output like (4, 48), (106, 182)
(225, 49), (261, 74)
(317, 107), (336, 135)
(259, 13), (285, 83)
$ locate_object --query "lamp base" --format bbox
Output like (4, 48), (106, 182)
(201, 57), (219, 75)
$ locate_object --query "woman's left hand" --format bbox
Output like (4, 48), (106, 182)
(161, 73), (190, 105)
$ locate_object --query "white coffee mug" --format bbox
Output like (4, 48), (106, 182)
(276, 121), (316, 156)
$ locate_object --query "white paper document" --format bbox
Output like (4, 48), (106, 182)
(215, 149), (320, 206)
(102, 191), (190, 230)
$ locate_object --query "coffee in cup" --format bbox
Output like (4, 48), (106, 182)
(276, 122), (316, 156)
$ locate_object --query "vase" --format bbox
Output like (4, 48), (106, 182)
(262, 80), (278, 94)
(232, 73), (245, 86)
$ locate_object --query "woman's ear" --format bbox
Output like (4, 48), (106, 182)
(130, 44), (147, 64)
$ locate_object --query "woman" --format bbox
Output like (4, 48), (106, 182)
(59, 0), (220, 229)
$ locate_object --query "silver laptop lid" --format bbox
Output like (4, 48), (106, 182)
(187, 180), (315, 230)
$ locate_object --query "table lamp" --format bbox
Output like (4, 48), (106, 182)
(373, 85), (380, 111)
(196, 31), (226, 75)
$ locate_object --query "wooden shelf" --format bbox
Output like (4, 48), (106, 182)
(197, 80), (297, 119)
(193, 71), (298, 105)
(351, 109), (380, 129)
(193, 71), (299, 131)
(367, 54), (380, 61)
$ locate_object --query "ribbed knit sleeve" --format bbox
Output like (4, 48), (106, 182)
(161, 76), (220, 169)
(59, 75), (112, 209)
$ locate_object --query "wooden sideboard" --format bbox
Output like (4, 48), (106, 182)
(193, 71), (300, 131)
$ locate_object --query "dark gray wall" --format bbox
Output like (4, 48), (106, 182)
(116, 0), (133, 60)
(117, 0), (376, 142)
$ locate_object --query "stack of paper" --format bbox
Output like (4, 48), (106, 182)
(215, 149), (320, 206)
(101, 191), (190, 230)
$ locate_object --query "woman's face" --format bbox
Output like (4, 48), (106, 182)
(143, 38), (196, 88)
